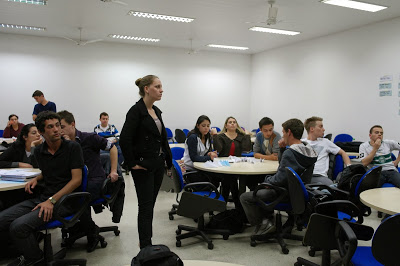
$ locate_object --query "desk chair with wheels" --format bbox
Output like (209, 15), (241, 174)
(333, 134), (353, 144)
(174, 129), (186, 143)
(171, 147), (184, 161)
(338, 213), (400, 266)
(166, 128), (175, 143)
(182, 129), (189, 136)
(295, 213), (374, 266)
(39, 166), (92, 265)
(250, 166), (314, 254)
(175, 182), (232, 250)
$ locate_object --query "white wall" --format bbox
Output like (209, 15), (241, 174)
(0, 34), (251, 133)
(250, 17), (400, 142)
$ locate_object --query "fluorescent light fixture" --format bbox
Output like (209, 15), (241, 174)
(7, 0), (47, 5)
(0, 23), (46, 31)
(127, 11), (194, 23)
(321, 0), (387, 12)
(108, 34), (160, 42)
(207, 44), (249, 51)
(249, 26), (300, 36)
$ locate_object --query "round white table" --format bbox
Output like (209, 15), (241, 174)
(0, 168), (40, 192)
(360, 187), (400, 215)
(169, 143), (185, 148)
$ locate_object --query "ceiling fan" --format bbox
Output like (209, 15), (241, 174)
(60, 27), (103, 46)
(100, 0), (127, 6)
(246, 0), (281, 26)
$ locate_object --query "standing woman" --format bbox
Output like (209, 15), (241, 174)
(3, 114), (25, 138)
(213, 116), (251, 209)
(120, 75), (172, 249)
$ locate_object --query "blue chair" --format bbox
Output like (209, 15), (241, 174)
(333, 134), (353, 143)
(39, 166), (91, 265)
(171, 147), (184, 160)
(336, 213), (400, 266)
(0, 129), (3, 137)
(250, 166), (314, 254)
(211, 127), (221, 133)
(165, 127), (174, 143)
(241, 151), (254, 157)
(182, 129), (189, 136)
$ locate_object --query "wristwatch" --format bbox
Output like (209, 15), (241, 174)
(48, 197), (57, 205)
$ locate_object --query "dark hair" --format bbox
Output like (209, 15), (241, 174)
(259, 117), (274, 129)
(304, 116), (323, 133)
(188, 115), (212, 143)
(57, 110), (75, 124)
(16, 123), (36, 145)
(135, 75), (159, 97)
(282, 118), (304, 140)
(32, 90), (43, 97)
(8, 114), (18, 120)
(35, 111), (60, 133)
(369, 125), (383, 134)
(100, 112), (108, 119)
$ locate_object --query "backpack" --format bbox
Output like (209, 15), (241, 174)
(131, 245), (183, 266)
(205, 209), (244, 234)
(337, 164), (366, 192)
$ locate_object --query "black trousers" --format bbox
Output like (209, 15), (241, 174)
(131, 160), (164, 249)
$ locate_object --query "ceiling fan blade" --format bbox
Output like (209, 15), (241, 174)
(81, 39), (103, 45)
(113, 0), (127, 6)
(60, 36), (79, 45)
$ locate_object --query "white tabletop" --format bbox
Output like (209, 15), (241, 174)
(194, 157), (278, 175)
(0, 168), (40, 192)
(360, 187), (400, 215)
(169, 143), (185, 148)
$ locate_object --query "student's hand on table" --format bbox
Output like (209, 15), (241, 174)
(278, 138), (287, 148)
(19, 162), (33, 168)
(132, 165), (147, 171)
(25, 178), (38, 194)
(33, 200), (54, 222)
(208, 151), (218, 160)
(108, 171), (119, 182)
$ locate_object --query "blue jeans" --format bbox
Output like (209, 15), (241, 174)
(380, 170), (400, 187)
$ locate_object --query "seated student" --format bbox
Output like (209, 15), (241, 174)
(240, 119), (317, 235)
(0, 111), (84, 265)
(94, 112), (124, 165)
(0, 123), (42, 169)
(182, 115), (219, 185)
(253, 117), (281, 161)
(302, 116), (351, 185)
(3, 114), (25, 138)
(359, 125), (400, 187)
(58, 110), (119, 252)
(213, 116), (251, 208)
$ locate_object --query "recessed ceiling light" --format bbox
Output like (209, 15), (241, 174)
(7, 0), (47, 5)
(321, 0), (387, 12)
(249, 26), (300, 36)
(207, 44), (249, 51)
(108, 34), (160, 42)
(0, 23), (46, 31)
(127, 11), (194, 23)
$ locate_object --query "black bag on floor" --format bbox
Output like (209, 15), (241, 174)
(131, 244), (183, 266)
(205, 209), (244, 234)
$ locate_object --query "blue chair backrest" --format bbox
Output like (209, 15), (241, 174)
(0, 129), (3, 137)
(182, 129), (189, 136)
(172, 159), (185, 191)
(212, 127), (221, 132)
(333, 134), (353, 143)
(354, 166), (381, 196)
(286, 167), (310, 215)
(165, 127), (173, 139)
(171, 147), (185, 160)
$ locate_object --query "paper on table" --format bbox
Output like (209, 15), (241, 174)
(0, 169), (40, 179)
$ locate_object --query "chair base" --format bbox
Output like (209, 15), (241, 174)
(168, 204), (179, 220)
(44, 232), (87, 266)
(175, 224), (231, 250)
(61, 225), (118, 250)
(295, 250), (343, 266)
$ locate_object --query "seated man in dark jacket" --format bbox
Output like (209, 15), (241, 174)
(240, 118), (318, 235)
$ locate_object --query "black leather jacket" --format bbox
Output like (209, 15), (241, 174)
(120, 98), (172, 171)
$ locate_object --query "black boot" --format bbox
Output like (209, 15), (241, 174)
(86, 225), (100, 253)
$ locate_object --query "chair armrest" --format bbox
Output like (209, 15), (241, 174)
(183, 182), (221, 199)
(253, 182), (288, 211)
(306, 184), (350, 200)
(315, 200), (363, 224)
(53, 192), (91, 228)
(335, 220), (358, 264)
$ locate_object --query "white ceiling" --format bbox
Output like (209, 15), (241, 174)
(1, 0), (400, 54)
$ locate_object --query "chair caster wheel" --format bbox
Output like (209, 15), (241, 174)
(176, 240), (181, 247)
(308, 250), (315, 257)
(114, 230), (120, 236)
(378, 211), (382, 218)
(208, 243), (214, 250)
(282, 247), (289, 254)
(250, 240), (256, 247)
(294, 262), (301, 266)
(169, 215), (174, 220)
(100, 240), (108, 248)
(223, 235), (229, 240)
(176, 229), (181, 235)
